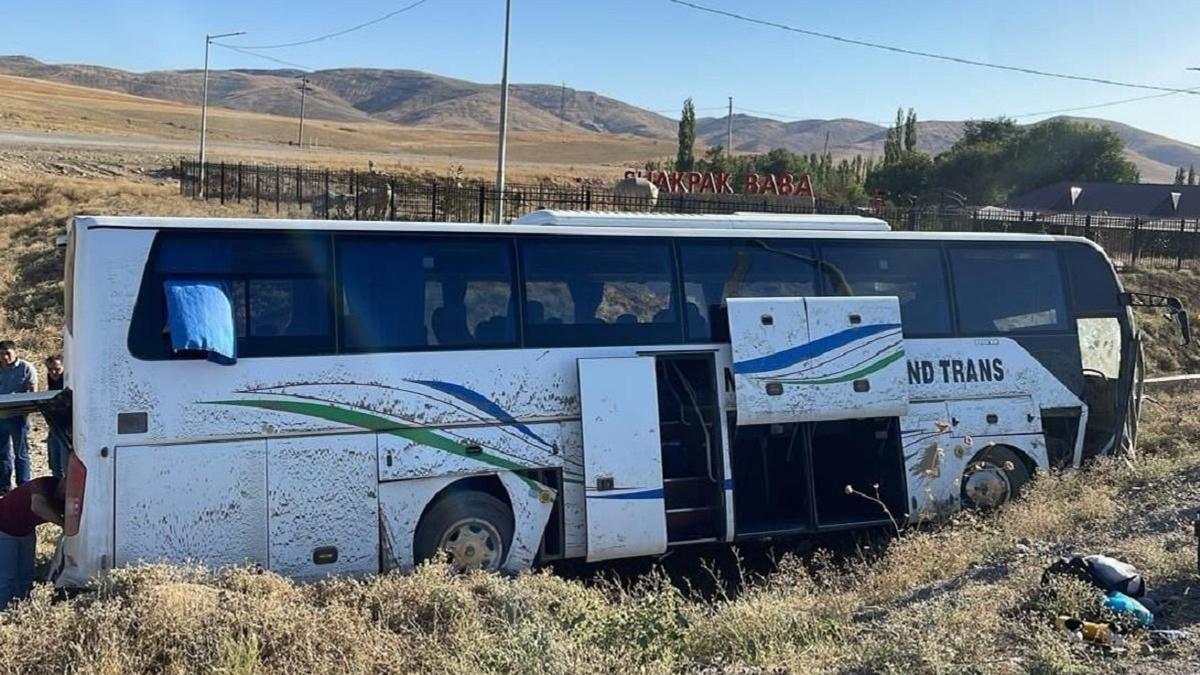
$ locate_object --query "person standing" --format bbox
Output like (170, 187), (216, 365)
(44, 356), (65, 479)
(0, 476), (63, 608)
(0, 341), (37, 494)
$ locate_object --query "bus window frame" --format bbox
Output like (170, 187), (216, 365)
(945, 242), (1076, 339)
(516, 233), (685, 349)
(128, 230), (340, 361)
(816, 239), (957, 339)
(334, 232), (522, 355)
(676, 237), (821, 345)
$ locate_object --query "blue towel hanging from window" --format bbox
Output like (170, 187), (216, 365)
(164, 280), (237, 365)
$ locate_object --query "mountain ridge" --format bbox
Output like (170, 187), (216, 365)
(1, 55), (1196, 182)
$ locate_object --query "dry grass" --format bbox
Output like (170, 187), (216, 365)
(1, 174), (1200, 673)
(3, 392), (1198, 674)
(0, 74), (666, 183)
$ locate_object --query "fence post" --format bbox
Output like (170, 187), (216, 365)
(236, 163), (243, 203)
(254, 170), (260, 214)
(1131, 217), (1141, 268)
(324, 170), (331, 219)
(389, 180), (397, 221)
(296, 166), (303, 208)
(219, 162), (226, 205)
(1084, 214), (1092, 241)
(585, 188), (592, 211)
(275, 165), (281, 213)
(352, 170), (359, 220)
(1179, 219), (1186, 271)
(478, 184), (486, 223)
(431, 181), (438, 221)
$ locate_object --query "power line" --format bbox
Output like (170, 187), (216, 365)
(1010, 87), (1200, 118)
(227, 0), (432, 50)
(648, 105), (726, 114)
(213, 43), (312, 71)
(667, 0), (1200, 97)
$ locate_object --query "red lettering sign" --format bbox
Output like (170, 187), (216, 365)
(623, 170), (813, 197)
(743, 174), (760, 194)
(716, 172), (734, 193)
(794, 174), (813, 198)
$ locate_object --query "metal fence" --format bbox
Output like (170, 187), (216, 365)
(178, 159), (1200, 269)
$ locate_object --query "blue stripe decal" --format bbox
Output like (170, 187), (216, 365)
(410, 379), (551, 447)
(732, 324), (901, 375)
(586, 487), (664, 500)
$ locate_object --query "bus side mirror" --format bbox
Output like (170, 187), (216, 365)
(1125, 293), (1190, 345)
(1165, 297), (1190, 345)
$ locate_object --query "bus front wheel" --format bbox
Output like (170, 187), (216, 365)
(414, 491), (515, 572)
(960, 446), (1031, 510)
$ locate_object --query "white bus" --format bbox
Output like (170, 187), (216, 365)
(15, 210), (1187, 585)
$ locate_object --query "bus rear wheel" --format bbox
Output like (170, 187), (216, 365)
(414, 491), (514, 572)
(960, 447), (1030, 510)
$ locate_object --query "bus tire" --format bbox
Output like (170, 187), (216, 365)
(414, 491), (514, 572)
(960, 446), (1031, 510)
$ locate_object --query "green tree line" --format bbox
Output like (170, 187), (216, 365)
(669, 101), (1140, 206)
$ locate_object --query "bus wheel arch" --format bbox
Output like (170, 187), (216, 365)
(414, 476), (515, 572)
(960, 445), (1033, 510)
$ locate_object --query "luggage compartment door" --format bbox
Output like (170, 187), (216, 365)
(267, 434), (379, 579)
(729, 296), (909, 425)
(115, 439), (268, 568)
(578, 356), (667, 562)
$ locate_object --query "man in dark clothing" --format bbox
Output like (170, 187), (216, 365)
(44, 356), (65, 479)
(0, 476), (62, 608)
(0, 341), (37, 493)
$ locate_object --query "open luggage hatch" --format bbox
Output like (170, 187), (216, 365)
(0, 389), (72, 453)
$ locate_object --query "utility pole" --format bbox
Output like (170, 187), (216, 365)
(558, 82), (566, 134)
(297, 77), (311, 147)
(493, 0), (512, 224)
(726, 96), (733, 157)
(197, 31), (245, 198)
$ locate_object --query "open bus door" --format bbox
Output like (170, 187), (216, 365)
(577, 356), (668, 562)
(724, 297), (910, 535)
(727, 296), (908, 425)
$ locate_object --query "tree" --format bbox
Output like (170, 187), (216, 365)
(931, 117), (1138, 203)
(675, 98), (696, 172)
(866, 151), (933, 202)
(1190, 164), (1197, 186)
(960, 118), (1021, 146)
(883, 107), (905, 165)
(1176, 167), (1187, 185)
(1009, 118), (1138, 196)
(903, 108), (918, 153)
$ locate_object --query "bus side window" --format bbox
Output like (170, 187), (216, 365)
(950, 247), (1068, 334)
(520, 238), (679, 348)
(819, 244), (952, 337)
(151, 233), (334, 359)
(1061, 242), (1122, 314)
(339, 236), (517, 352)
(678, 239), (818, 342)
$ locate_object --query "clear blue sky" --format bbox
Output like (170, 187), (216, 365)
(5, 0), (1200, 144)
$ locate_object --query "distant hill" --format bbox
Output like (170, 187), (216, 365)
(1, 55), (1197, 181)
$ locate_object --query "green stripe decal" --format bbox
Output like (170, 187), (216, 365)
(776, 349), (905, 385)
(206, 399), (531, 474)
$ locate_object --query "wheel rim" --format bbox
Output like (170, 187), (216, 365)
(962, 462), (1012, 509)
(438, 518), (504, 571)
